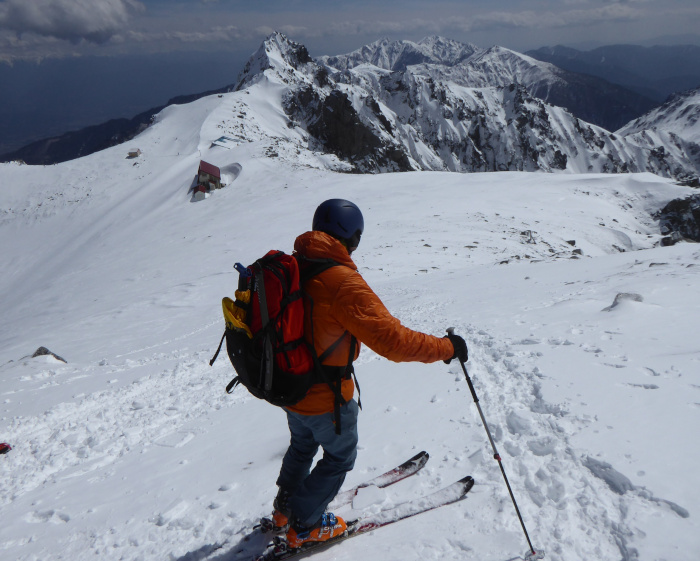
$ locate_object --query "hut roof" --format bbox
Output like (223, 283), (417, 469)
(198, 160), (220, 178)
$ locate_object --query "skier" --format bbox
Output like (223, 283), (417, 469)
(272, 198), (469, 548)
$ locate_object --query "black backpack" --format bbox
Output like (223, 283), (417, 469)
(210, 251), (359, 432)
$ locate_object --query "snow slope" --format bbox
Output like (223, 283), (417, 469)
(619, 88), (700, 145)
(618, 88), (700, 176)
(1, 75), (700, 561)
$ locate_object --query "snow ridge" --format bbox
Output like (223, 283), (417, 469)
(617, 87), (700, 180)
(319, 36), (479, 72)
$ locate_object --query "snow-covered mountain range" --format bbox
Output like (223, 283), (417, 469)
(232, 33), (699, 181)
(321, 37), (658, 132)
(4, 33), (698, 177)
(319, 36), (481, 71)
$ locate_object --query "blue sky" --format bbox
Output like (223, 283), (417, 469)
(1, 0), (700, 62)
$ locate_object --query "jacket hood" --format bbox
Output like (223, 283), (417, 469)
(294, 231), (357, 270)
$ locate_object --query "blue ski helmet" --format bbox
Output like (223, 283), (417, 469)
(312, 199), (364, 251)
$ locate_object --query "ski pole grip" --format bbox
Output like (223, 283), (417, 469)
(447, 328), (480, 403)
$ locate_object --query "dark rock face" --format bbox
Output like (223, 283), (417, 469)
(288, 43), (312, 68)
(312, 90), (382, 160)
(284, 87), (411, 172)
(657, 194), (700, 244)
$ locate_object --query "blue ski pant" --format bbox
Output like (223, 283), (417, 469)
(276, 399), (359, 527)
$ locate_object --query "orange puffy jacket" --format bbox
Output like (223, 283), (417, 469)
(287, 230), (455, 416)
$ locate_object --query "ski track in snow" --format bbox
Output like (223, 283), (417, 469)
(2, 351), (209, 502)
(460, 326), (652, 561)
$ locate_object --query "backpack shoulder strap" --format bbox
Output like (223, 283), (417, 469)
(296, 253), (359, 434)
(296, 255), (342, 284)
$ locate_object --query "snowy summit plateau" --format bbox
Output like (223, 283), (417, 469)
(0, 32), (700, 561)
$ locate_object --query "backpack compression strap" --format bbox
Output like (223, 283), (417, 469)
(254, 261), (275, 393)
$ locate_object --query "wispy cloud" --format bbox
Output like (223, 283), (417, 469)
(0, 0), (145, 44)
(446, 4), (642, 32)
(118, 25), (243, 44)
(231, 4), (642, 43)
(1, 0), (698, 62)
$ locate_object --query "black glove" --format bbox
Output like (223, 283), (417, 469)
(444, 332), (468, 364)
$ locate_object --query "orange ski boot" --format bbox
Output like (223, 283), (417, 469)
(286, 513), (347, 549)
(270, 488), (292, 531)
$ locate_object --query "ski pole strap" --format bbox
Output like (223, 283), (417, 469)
(352, 369), (362, 410)
(209, 331), (226, 366)
(225, 376), (241, 394)
(332, 336), (357, 435)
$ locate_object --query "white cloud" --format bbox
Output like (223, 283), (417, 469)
(0, 0), (145, 44)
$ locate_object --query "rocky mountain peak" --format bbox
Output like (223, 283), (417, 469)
(416, 35), (479, 65)
(235, 31), (314, 90)
(320, 35), (481, 72)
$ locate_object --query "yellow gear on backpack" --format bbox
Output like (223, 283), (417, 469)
(222, 290), (252, 339)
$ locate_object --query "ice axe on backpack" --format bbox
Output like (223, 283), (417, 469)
(447, 328), (544, 561)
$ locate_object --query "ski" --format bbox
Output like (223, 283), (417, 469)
(329, 449), (429, 509)
(255, 475), (474, 561)
(259, 450), (429, 533)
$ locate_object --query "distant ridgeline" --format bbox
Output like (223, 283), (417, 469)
(526, 44), (700, 104)
(0, 86), (234, 166)
(3, 34), (699, 184)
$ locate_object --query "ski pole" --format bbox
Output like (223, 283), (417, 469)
(447, 328), (541, 560)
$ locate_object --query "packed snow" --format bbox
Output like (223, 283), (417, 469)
(1, 69), (699, 561)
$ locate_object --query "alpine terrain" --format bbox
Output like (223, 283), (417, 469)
(617, 87), (700, 182)
(0, 32), (699, 561)
(233, 34), (698, 181)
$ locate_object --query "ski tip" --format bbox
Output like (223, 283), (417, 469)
(458, 475), (475, 495)
(399, 450), (429, 470)
(408, 450), (429, 462)
(459, 475), (475, 488)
